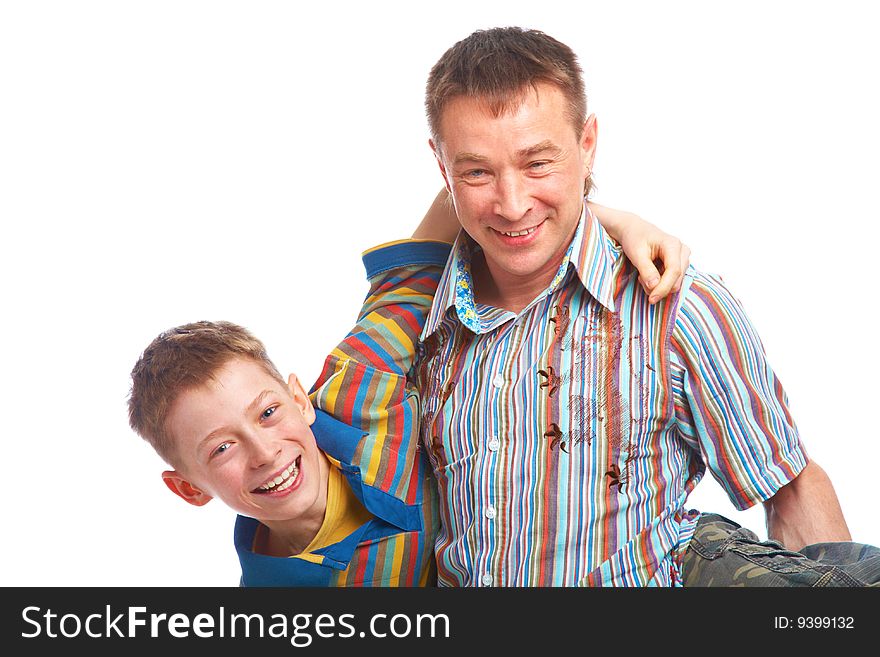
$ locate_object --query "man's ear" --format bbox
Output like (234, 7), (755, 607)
(429, 138), (452, 194)
(580, 114), (598, 176)
(162, 471), (212, 507)
(287, 373), (317, 425)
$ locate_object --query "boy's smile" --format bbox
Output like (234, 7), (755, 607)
(163, 357), (329, 545)
(254, 456), (301, 494)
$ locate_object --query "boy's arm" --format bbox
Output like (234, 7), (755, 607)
(588, 201), (690, 304)
(411, 188), (461, 243)
(414, 190), (691, 304)
(309, 196), (456, 433)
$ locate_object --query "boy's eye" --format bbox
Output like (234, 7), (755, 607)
(213, 442), (231, 457)
(261, 406), (277, 420)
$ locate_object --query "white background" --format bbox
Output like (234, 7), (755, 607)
(2, 1), (877, 586)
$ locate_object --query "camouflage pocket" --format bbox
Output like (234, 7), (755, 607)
(727, 539), (813, 576)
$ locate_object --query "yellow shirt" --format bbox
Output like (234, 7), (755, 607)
(253, 461), (373, 565)
(294, 462), (373, 564)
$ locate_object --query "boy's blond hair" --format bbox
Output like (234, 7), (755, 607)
(128, 321), (284, 466)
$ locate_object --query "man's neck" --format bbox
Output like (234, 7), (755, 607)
(472, 250), (564, 315)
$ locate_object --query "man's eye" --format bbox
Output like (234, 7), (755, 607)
(529, 161), (549, 170)
(464, 169), (486, 178)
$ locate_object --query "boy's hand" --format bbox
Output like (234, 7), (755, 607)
(619, 219), (690, 304)
(589, 202), (690, 304)
(412, 189), (461, 242)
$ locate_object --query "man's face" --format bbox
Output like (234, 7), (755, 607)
(432, 83), (596, 299)
(163, 358), (327, 527)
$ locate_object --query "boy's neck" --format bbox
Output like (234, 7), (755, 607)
(259, 452), (331, 557)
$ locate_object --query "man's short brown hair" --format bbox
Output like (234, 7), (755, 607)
(128, 320), (284, 466)
(425, 26), (591, 194)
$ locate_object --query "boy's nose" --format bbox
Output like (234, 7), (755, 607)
(248, 438), (281, 468)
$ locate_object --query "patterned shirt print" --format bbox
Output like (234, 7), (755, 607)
(416, 207), (807, 587)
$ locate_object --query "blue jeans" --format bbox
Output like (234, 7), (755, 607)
(681, 513), (880, 587)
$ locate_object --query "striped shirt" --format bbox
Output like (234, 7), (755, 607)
(416, 207), (807, 586)
(235, 239), (448, 586)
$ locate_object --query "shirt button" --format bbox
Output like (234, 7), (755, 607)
(481, 573), (493, 586)
(485, 505), (496, 520)
(488, 437), (500, 451)
(492, 374), (505, 388)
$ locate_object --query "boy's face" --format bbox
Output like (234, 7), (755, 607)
(163, 357), (327, 528)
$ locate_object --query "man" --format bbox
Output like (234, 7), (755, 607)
(414, 26), (879, 586)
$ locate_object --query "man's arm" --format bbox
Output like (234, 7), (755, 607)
(670, 270), (811, 524)
(588, 201), (690, 304)
(763, 460), (852, 550)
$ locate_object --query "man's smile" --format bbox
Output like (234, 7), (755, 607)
(500, 226), (538, 237)
(491, 219), (545, 242)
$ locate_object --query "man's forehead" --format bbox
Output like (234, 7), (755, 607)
(440, 84), (541, 125)
(436, 82), (579, 148)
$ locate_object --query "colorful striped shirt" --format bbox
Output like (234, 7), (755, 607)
(416, 207), (807, 586)
(234, 239), (448, 586)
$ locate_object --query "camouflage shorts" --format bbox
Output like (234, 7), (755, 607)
(681, 513), (880, 587)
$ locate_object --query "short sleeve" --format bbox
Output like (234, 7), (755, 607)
(669, 268), (808, 510)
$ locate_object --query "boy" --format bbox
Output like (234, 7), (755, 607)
(127, 193), (687, 586)
(127, 239), (451, 586)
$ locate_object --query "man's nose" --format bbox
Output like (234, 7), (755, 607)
(493, 172), (532, 221)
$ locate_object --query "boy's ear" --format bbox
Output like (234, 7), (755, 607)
(287, 373), (316, 425)
(162, 471), (213, 507)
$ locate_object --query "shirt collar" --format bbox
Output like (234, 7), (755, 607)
(421, 202), (620, 339)
(311, 409), (422, 532)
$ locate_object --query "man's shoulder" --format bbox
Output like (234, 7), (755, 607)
(666, 265), (765, 355)
(609, 259), (731, 304)
(676, 266), (746, 315)
(600, 261), (728, 341)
